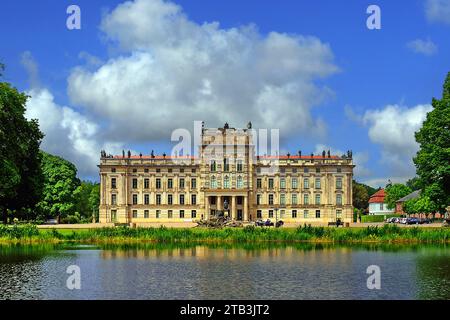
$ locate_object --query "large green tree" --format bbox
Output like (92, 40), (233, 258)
(385, 183), (412, 210)
(414, 72), (450, 213)
(74, 181), (100, 221)
(352, 180), (377, 212)
(0, 81), (44, 223)
(37, 152), (81, 221)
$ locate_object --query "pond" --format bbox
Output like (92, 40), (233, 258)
(0, 243), (449, 300)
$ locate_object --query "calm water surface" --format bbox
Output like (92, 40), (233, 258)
(0, 243), (449, 300)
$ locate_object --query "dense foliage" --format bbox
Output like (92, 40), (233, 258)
(414, 72), (450, 213)
(385, 184), (412, 210)
(37, 152), (81, 222)
(352, 180), (377, 211)
(1, 224), (449, 244)
(0, 81), (44, 223)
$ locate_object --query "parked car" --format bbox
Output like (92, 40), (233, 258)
(385, 217), (396, 223)
(419, 218), (432, 224)
(44, 218), (58, 225)
(399, 218), (408, 224)
(406, 217), (420, 225)
(255, 219), (274, 227)
(275, 220), (284, 228)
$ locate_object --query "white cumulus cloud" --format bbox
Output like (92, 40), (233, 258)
(362, 104), (432, 178)
(68, 0), (339, 142)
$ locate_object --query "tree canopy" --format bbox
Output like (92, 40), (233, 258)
(385, 183), (412, 210)
(0, 81), (44, 222)
(37, 151), (81, 221)
(413, 72), (450, 213)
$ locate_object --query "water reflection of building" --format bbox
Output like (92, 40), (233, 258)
(99, 122), (354, 224)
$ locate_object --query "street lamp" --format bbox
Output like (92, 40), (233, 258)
(275, 207), (279, 226)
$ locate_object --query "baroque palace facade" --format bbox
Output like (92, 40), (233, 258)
(99, 123), (354, 224)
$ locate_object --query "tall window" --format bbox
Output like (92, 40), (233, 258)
(167, 178), (173, 189)
(191, 178), (196, 189)
(167, 194), (173, 205)
(156, 178), (161, 189)
(292, 210), (297, 218)
(237, 176), (243, 188)
(336, 209), (342, 219)
(156, 210), (161, 218)
(179, 194), (185, 205)
(168, 210), (173, 218)
(210, 176), (217, 188)
(111, 194), (117, 205)
(291, 178), (298, 189)
(269, 210), (274, 218)
(315, 178), (321, 189)
(268, 194), (274, 205)
(223, 158), (229, 172)
(304, 210), (309, 218)
(144, 194), (150, 205)
(156, 194), (161, 205)
(237, 160), (243, 172)
(257, 210), (262, 219)
(223, 176), (230, 188)
(179, 178), (185, 189)
(280, 178), (286, 189)
(280, 194), (286, 205)
(291, 193), (298, 205)
(315, 210), (321, 218)
(336, 177), (342, 189)
(144, 178), (149, 189)
(111, 178), (117, 189)
(303, 194), (309, 205)
(132, 178), (138, 189)
(132, 210), (138, 218)
(257, 178), (262, 189)
(132, 194), (138, 205)
(191, 194), (197, 205)
(304, 178), (309, 189)
(144, 210), (149, 218)
(315, 194), (321, 205)
(268, 178), (274, 189)
(257, 194), (262, 205)
(191, 210), (197, 218)
(210, 160), (217, 172)
(180, 210), (185, 218)
(336, 194), (342, 205)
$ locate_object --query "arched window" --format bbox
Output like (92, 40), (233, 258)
(237, 176), (243, 188)
(224, 176), (230, 188)
(211, 176), (217, 189)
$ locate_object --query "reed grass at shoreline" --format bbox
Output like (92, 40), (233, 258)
(1, 224), (450, 245)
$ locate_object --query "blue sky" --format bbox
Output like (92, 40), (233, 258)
(1, 0), (449, 185)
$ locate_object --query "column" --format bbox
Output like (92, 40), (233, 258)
(244, 195), (248, 221)
(217, 195), (222, 211)
(204, 196), (209, 220)
(232, 196), (237, 220)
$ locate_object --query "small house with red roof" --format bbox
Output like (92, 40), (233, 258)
(368, 189), (395, 215)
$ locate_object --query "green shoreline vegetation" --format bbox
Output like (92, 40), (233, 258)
(1, 224), (449, 245)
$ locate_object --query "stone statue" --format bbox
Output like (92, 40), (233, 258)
(224, 122), (229, 129)
(327, 150), (331, 158)
(223, 199), (229, 210)
(127, 150), (131, 158)
(322, 150), (326, 158)
(247, 121), (252, 129)
(151, 150), (154, 158)
(298, 150), (301, 157)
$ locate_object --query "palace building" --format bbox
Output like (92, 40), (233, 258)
(99, 122), (354, 224)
